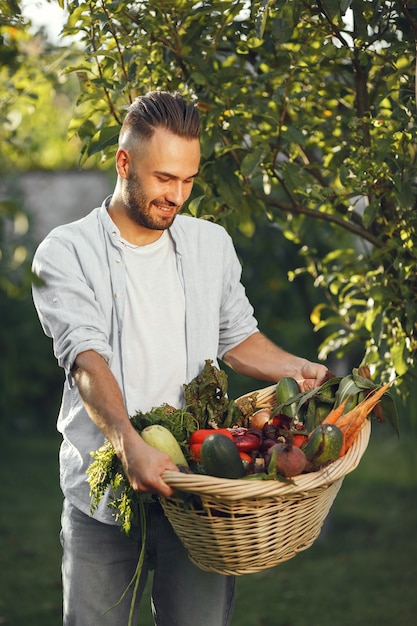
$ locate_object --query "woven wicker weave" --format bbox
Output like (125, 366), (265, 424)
(161, 384), (371, 576)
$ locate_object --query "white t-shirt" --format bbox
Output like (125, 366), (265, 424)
(120, 230), (187, 415)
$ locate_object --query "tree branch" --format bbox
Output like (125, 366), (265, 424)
(256, 192), (383, 248)
(100, 0), (132, 104)
(89, 1), (123, 126)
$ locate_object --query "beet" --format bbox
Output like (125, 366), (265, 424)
(262, 423), (278, 440)
(265, 442), (307, 477)
(259, 438), (277, 455)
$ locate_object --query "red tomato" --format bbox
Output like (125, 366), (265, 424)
(293, 433), (308, 448)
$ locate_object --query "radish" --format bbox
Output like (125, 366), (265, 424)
(265, 442), (307, 477)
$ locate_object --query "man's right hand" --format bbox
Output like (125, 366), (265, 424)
(118, 429), (179, 498)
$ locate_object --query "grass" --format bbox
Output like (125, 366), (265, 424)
(1, 425), (416, 625)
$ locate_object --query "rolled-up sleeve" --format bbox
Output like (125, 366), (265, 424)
(32, 235), (113, 382)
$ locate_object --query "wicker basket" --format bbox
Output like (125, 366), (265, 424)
(161, 385), (371, 576)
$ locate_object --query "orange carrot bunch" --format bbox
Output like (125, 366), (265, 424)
(322, 380), (394, 457)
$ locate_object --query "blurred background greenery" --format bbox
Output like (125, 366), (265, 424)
(1, 1), (416, 624)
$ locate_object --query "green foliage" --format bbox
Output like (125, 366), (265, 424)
(0, 193), (33, 298)
(2, 1), (417, 425)
(0, 16), (82, 171)
(0, 4), (84, 301)
(0, 6), (89, 434)
(0, 289), (63, 434)
(0, 176), (63, 434)
(56, 0), (417, 395)
(87, 438), (139, 534)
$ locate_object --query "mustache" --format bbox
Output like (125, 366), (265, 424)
(152, 200), (179, 209)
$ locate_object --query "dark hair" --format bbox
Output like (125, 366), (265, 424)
(121, 91), (200, 140)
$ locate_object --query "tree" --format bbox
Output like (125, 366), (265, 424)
(0, 0), (85, 297)
(0, 1), (84, 431)
(56, 0), (416, 392)
(3, 0), (416, 396)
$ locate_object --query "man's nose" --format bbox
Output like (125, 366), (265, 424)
(166, 180), (187, 206)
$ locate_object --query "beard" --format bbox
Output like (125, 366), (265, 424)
(123, 170), (179, 231)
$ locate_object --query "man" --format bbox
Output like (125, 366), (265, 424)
(32, 90), (332, 626)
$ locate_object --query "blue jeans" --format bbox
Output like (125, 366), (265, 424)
(60, 498), (236, 625)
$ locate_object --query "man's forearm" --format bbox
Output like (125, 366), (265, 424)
(71, 349), (178, 496)
(71, 349), (136, 455)
(223, 332), (331, 388)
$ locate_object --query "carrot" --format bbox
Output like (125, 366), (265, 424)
(335, 381), (393, 430)
(341, 403), (370, 453)
(335, 380), (393, 454)
(321, 398), (349, 425)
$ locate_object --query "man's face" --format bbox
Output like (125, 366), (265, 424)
(122, 126), (200, 232)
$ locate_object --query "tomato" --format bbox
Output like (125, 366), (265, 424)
(292, 433), (308, 448)
(189, 428), (233, 445)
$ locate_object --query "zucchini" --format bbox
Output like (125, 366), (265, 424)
(200, 434), (246, 479)
(302, 423), (343, 469)
(275, 377), (300, 418)
(140, 424), (188, 466)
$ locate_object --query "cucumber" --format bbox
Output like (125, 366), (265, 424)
(200, 434), (246, 479)
(302, 423), (343, 469)
(275, 377), (300, 418)
(140, 424), (188, 466)
(309, 401), (332, 428)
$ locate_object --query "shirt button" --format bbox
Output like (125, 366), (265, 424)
(52, 297), (58, 303)
(114, 292), (119, 299)
(115, 258), (121, 264)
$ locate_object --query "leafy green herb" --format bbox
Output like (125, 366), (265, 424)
(130, 404), (198, 450)
(183, 359), (249, 428)
(87, 440), (139, 535)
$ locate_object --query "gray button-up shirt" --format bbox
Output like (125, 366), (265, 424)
(32, 198), (258, 523)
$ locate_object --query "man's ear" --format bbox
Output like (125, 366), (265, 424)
(116, 148), (130, 179)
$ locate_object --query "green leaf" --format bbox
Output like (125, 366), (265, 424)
(255, 0), (271, 39)
(241, 148), (265, 177)
(351, 368), (378, 390)
(187, 194), (205, 217)
(378, 393), (400, 437)
(340, 0), (353, 15)
(362, 200), (379, 228)
(391, 339), (408, 377)
(86, 125), (120, 157)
